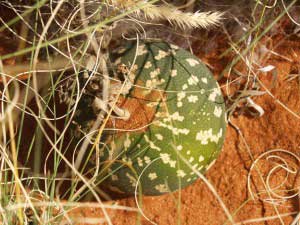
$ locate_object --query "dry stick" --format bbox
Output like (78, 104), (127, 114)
(75, 4), (125, 179)
(5, 201), (138, 212)
(79, 0), (101, 54)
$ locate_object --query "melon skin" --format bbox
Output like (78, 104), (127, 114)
(101, 41), (226, 196)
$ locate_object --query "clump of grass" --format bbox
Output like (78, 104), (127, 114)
(218, 0), (300, 224)
(0, 1), (226, 224)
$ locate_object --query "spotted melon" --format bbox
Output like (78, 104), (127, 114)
(74, 41), (226, 196)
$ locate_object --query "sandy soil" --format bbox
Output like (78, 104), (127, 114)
(1, 21), (300, 225)
(65, 36), (300, 225)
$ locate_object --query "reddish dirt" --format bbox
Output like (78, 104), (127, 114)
(2, 18), (300, 225)
(106, 80), (165, 133)
(66, 37), (300, 224)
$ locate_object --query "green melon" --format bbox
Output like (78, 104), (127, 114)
(73, 41), (226, 196)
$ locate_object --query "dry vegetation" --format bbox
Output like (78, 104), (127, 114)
(0, 0), (300, 224)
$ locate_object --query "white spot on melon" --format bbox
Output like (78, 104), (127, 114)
(195, 128), (223, 145)
(150, 68), (160, 78)
(171, 112), (184, 122)
(187, 75), (199, 86)
(144, 61), (152, 69)
(148, 172), (158, 180)
(160, 153), (176, 168)
(122, 156), (132, 166)
(177, 170), (186, 178)
(163, 112), (184, 123)
(213, 106), (222, 118)
(155, 50), (169, 60)
(124, 133), (131, 149)
(144, 156), (151, 164)
(186, 58), (200, 67)
(155, 184), (168, 193)
(160, 153), (171, 164)
(177, 145), (183, 151)
(169, 160), (176, 168)
(155, 134), (163, 140)
(208, 88), (221, 102)
(199, 155), (204, 162)
(187, 95), (199, 103)
(155, 122), (190, 135)
(137, 44), (147, 56)
(126, 173), (137, 187)
(137, 157), (143, 167)
(177, 92), (186, 101)
(146, 78), (165, 89)
(144, 135), (161, 151)
(201, 77), (208, 84)
(171, 69), (177, 77)
(192, 164), (199, 169)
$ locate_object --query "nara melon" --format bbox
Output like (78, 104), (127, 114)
(73, 41), (226, 196)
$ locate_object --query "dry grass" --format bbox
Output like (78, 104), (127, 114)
(0, 0), (300, 224)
